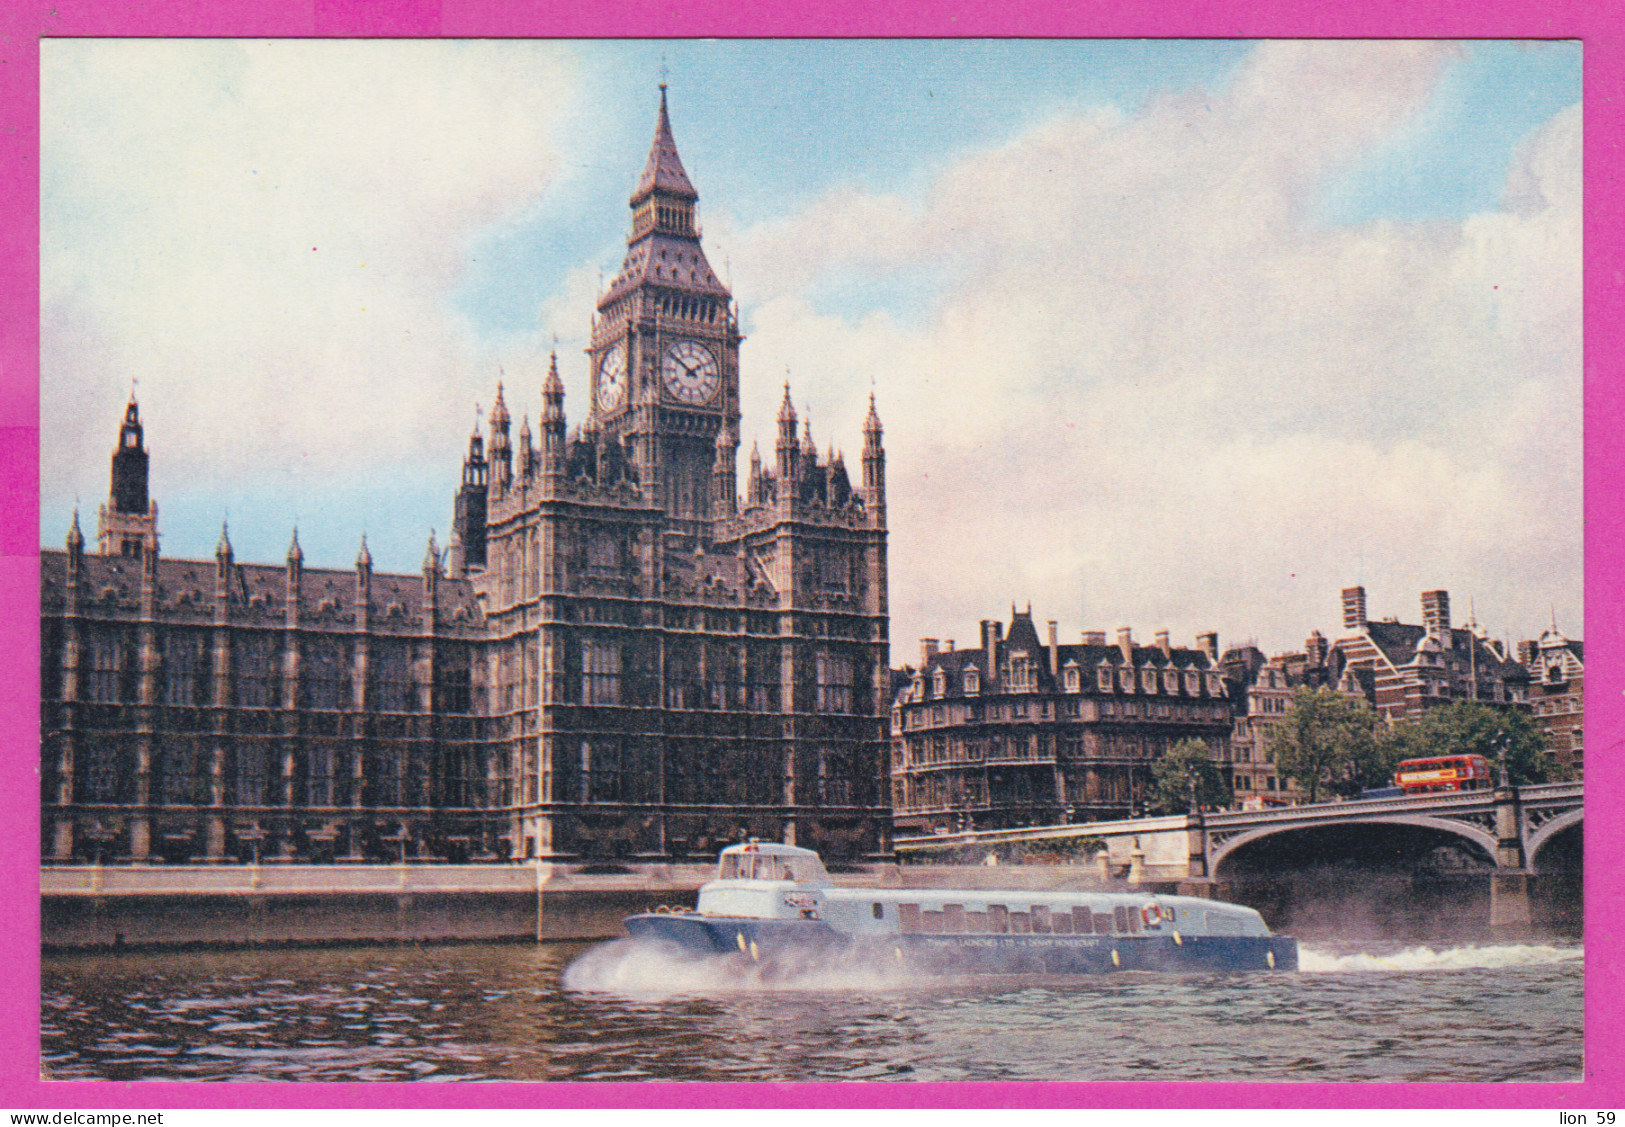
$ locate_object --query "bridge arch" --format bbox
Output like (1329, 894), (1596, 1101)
(1210, 815), (1499, 877)
(1528, 808), (1582, 872)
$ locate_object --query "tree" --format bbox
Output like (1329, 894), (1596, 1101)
(1150, 738), (1232, 814)
(1381, 700), (1561, 784)
(1266, 686), (1382, 803)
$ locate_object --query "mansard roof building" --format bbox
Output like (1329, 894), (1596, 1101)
(41, 89), (890, 865)
(890, 609), (1234, 835)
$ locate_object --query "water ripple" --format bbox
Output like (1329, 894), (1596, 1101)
(41, 937), (1582, 1083)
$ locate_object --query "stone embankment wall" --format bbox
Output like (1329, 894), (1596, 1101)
(42, 861), (1143, 950)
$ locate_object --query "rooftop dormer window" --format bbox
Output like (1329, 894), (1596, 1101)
(933, 669), (947, 697)
(964, 667), (980, 696)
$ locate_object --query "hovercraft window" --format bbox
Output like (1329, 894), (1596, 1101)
(872, 902), (884, 920)
(1072, 907), (1095, 934)
(1030, 906), (1052, 934)
(1095, 912), (1114, 934)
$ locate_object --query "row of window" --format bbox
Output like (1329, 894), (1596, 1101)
(912, 664), (1225, 702)
(897, 902), (1147, 936)
(70, 743), (489, 808)
(74, 634), (473, 713)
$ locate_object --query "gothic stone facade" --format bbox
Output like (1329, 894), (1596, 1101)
(889, 610), (1233, 835)
(40, 90), (891, 864)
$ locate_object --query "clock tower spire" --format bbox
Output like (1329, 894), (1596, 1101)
(590, 85), (740, 531)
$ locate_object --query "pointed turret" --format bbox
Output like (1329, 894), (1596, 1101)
(600, 86), (728, 303)
(283, 527), (303, 627)
(214, 520), (234, 611)
(541, 349), (566, 473)
(98, 394), (160, 557)
(713, 426), (737, 517)
(356, 533), (373, 572)
(634, 84), (698, 206)
(518, 413), (534, 478)
(862, 391), (886, 516)
(776, 382), (798, 483)
(748, 441), (765, 506)
(489, 382), (512, 491)
(66, 509), (84, 557)
(454, 419), (489, 573)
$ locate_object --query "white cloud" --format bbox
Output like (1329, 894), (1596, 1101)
(723, 42), (1580, 656)
(42, 39), (580, 495)
(41, 41), (1580, 660)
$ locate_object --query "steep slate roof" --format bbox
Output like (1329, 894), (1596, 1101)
(1362, 620), (1525, 679)
(900, 615), (1218, 704)
(632, 87), (697, 203)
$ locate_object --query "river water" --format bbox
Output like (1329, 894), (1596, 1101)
(40, 936), (1582, 1083)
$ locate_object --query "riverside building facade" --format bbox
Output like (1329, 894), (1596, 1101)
(40, 89), (892, 865)
(889, 609), (1234, 836)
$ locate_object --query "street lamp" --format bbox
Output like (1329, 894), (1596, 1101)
(1493, 730), (1511, 789)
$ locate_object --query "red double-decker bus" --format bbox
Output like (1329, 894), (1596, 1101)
(1393, 754), (1492, 795)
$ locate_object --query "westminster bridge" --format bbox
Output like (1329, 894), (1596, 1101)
(893, 782), (1584, 933)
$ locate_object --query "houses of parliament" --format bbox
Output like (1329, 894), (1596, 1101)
(39, 89), (893, 865)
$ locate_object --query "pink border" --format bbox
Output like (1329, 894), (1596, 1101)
(3, 0), (1619, 1109)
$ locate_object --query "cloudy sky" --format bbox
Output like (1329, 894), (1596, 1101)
(41, 39), (1581, 660)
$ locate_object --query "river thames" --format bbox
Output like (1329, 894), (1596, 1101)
(40, 936), (1581, 1083)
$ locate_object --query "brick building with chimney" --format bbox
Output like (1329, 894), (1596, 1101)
(1330, 586), (1529, 724)
(889, 609), (1234, 835)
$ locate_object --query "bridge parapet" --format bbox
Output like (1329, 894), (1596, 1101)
(893, 783), (1582, 883)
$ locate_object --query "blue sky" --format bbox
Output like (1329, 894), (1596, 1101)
(41, 39), (1582, 655)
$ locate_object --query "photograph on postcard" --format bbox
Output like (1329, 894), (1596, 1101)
(36, 39), (1581, 1081)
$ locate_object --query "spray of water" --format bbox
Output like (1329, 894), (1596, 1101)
(564, 937), (1584, 998)
(561, 939), (936, 999)
(1298, 942), (1584, 974)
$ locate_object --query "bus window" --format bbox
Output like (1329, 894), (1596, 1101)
(1395, 755), (1492, 795)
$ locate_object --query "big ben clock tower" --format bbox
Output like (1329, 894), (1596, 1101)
(589, 84), (741, 532)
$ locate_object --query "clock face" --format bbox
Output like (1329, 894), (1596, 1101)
(596, 345), (627, 412)
(661, 340), (721, 405)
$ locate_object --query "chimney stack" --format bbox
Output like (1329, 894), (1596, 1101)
(1304, 630), (1328, 667)
(1341, 586), (1368, 631)
(1196, 632), (1218, 662)
(1082, 631), (1106, 646)
(1154, 629), (1171, 658)
(1117, 627), (1134, 664)
(1421, 590), (1452, 648)
(1047, 621), (1059, 676)
(920, 638), (939, 668)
